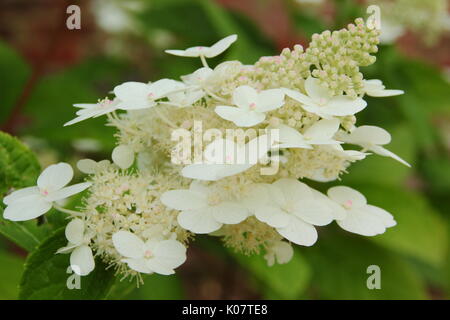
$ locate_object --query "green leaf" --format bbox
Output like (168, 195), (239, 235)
(0, 208), (49, 252)
(231, 249), (311, 299)
(108, 274), (185, 300)
(0, 131), (40, 194)
(304, 232), (427, 299)
(19, 228), (115, 299)
(0, 249), (25, 299)
(0, 41), (30, 124)
(353, 185), (448, 267)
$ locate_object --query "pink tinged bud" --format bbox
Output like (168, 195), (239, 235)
(249, 102), (257, 110)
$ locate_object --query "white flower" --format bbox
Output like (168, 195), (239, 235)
(327, 186), (396, 236)
(181, 67), (215, 88)
(215, 85), (285, 127)
(264, 240), (294, 267)
(57, 219), (95, 276)
(363, 79), (404, 97)
(77, 159), (110, 174)
(112, 145), (135, 169)
(284, 76), (367, 119)
(338, 125), (411, 167)
(181, 134), (277, 181)
(246, 179), (334, 246)
(161, 181), (248, 234)
(113, 79), (183, 110)
(277, 118), (341, 149)
(166, 89), (204, 108)
(3, 163), (91, 221)
(165, 34), (237, 58)
(112, 231), (186, 275)
(64, 98), (120, 126)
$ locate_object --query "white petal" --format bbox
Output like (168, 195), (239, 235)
(37, 162), (73, 192)
(148, 78), (183, 99)
(3, 195), (52, 221)
(365, 205), (397, 228)
(276, 216), (318, 246)
(165, 49), (196, 57)
(256, 89), (285, 112)
(65, 219), (85, 245)
(3, 186), (40, 205)
(273, 178), (312, 204)
(123, 258), (153, 274)
(77, 159), (98, 174)
(112, 145), (135, 169)
(206, 34), (237, 58)
(212, 202), (248, 224)
(336, 208), (386, 236)
(323, 96), (367, 116)
(304, 118), (340, 143)
(277, 125), (311, 149)
(311, 189), (347, 220)
(112, 231), (145, 259)
(284, 88), (315, 106)
(56, 244), (78, 254)
(114, 81), (152, 110)
(46, 182), (91, 202)
(370, 145), (411, 167)
(327, 186), (367, 209)
(70, 245), (95, 276)
(345, 125), (391, 146)
(160, 189), (207, 211)
(152, 239), (187, 270)
(273, 241), (294, 265)
(292, 198), (334, 226)
(215, 106), (245, 123)
(232, 85), (258, 109)
(182, 163), (252, 181)
(304, 76), (332, 101)
(254, 205), (291, 228)
(177, 208), (222, 234)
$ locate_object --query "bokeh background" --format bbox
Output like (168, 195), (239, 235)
(1, 0), (449, 300)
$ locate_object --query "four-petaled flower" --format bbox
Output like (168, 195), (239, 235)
(57, 218), (95, 276)
(276, 118), (341, 149)
(3, 162), (91, 221)
(161, 181), (248, 234)
(165, 35), (237, 58)
(327, 186), (396, 236)
(112, 230), (186, 275)
(246, 179), (334, 246)
(284, 76), (367, 119)
(113, 79), (183, 110)
(363, 79), (404, 97)
(215, 85), (285, 127)
(337, 125), (411, 167)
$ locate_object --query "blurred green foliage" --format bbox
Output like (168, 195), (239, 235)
(0, 0), (449, 300)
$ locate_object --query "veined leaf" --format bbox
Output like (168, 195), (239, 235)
(19, 228), (115, 300)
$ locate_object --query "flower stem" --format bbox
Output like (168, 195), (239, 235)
(200, 55), (209, 68)
(53, 204), (84, 217)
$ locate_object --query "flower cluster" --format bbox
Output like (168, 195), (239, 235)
(3, 19), (408, 282)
